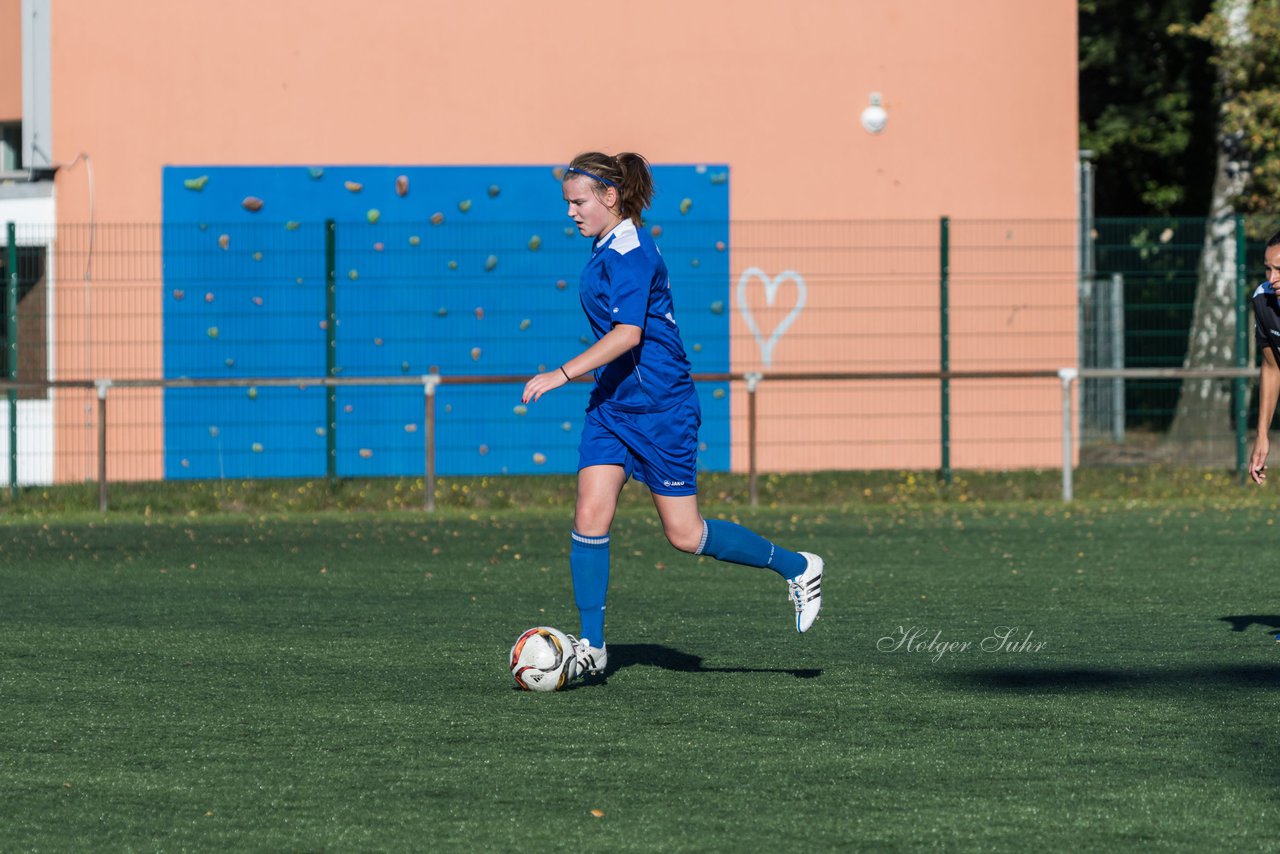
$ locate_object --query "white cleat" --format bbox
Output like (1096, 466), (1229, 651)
(789, 552), (824, 632)
(568, 636), (608, 679)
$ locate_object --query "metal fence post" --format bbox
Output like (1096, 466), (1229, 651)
(939, 216), (951, 484)
(1110, 272), (1126, 443)
(745, 371), (762, 507)
(96, 379), (111, 512)
(423, 373), (440, 511)
(6, 222), (17, 498)
(1059, 368), (1077, 502)
(1235, 215), (1249, 482)
(325, 219), (338, 480)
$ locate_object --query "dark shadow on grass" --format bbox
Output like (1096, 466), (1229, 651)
(939, 619), (1280, 693)
(604, 643), (822, 680)
(945, 667), (1142, 692)
(945, 664), (1280, 693)
(1220, 615), (1280, 634)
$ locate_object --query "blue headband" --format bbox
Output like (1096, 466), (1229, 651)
(565, 165), (619, 189)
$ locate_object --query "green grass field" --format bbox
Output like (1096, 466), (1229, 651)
(4, 484), (1280, 849)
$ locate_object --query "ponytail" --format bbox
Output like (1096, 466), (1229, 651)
(614, 153), (654, 226)
(565, 151), (655, 225)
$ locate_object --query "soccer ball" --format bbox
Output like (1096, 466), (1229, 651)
(510, 626), (575, 692)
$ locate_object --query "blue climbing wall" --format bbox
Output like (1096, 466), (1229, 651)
(161, 165), (731, 480)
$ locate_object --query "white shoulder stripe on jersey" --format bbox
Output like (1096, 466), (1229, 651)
(606, 220), (641, 256)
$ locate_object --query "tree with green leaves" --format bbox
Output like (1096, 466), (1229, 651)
(1081, 1), (1280, 447)
(1184, 0), (1280, 226)
(1168, 0), (1280, 445)
(1079, 0), (1216, 217)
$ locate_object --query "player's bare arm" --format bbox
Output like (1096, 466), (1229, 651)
(521, 323), (643, 404)
(1252, 346), (1280, 484)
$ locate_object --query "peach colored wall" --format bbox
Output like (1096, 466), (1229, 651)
(726, 220), (1078, 471)
(0, 0), (20, 121)
(43, 0), (1078, 479)
(51, 1), (1076, 222)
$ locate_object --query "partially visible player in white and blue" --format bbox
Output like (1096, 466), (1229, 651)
(1248, 230), (1280, 490)
(1250, 231), (1280, 642)
(522, 151), (824, 681)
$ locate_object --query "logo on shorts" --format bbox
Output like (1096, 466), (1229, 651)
(663, 480), (686, 487)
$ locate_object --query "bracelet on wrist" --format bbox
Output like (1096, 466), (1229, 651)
(559, 366), (572, 382)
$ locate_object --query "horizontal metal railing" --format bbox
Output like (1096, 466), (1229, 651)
(0, 366), (1263, 510)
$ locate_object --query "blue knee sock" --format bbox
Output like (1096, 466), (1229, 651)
(570, 531), (610, 648)
(696, 519), (807, 579)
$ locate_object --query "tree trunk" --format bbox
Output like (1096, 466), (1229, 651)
(1164, 174), (1241, 443)
(1166, 0), (1252, 445)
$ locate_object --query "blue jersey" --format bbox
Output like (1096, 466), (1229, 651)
(579, 219), (695, 413)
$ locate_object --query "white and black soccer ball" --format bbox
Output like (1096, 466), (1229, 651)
(509, 626), (575, 692)
(509, 627), (576, 696)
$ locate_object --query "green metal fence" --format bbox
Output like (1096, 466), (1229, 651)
(0, 216), (1269, 495)
(1077, 216), (1263, 469)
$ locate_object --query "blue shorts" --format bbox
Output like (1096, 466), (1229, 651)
(578, 394), (700, 496)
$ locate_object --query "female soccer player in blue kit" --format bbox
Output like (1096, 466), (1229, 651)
(522, 151), (824, 681)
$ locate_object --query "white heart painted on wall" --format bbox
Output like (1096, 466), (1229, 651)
(736, 267), (807, 367)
